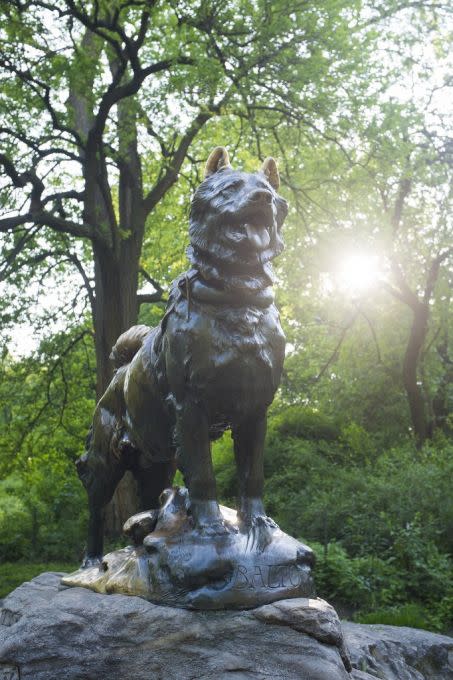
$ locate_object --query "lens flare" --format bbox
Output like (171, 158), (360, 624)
(336, 254), (382, 295)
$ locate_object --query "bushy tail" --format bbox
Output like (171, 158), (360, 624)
(110, 324), (151, 368)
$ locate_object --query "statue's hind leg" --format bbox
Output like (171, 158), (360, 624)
(123, 459), (176, 544)
(232, 412), (276, 529)
(134, 458), (176, 510)
(76, 453), (125, 567)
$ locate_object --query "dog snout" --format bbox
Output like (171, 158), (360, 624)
(249, 189), (273, 205)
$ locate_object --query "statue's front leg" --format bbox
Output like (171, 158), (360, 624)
(175, 400), (229, 535)
(233, 413), (277, 530)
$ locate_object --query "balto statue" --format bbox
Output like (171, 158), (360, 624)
(77, 147), (288, 564)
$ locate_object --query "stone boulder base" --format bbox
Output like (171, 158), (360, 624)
(343, 621), (453, 680)
(1, 573), (348, 680)
(1, 573), (453, 680)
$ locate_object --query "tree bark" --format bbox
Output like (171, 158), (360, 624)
(91, 238), (144, 537)
(432, 331), (453, 432)
(402, 301), (430, 447)
(92, 244), (140, 396)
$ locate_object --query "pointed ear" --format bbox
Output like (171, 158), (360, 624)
(205, 147), (231, 177)
(261, 157), (280, 190)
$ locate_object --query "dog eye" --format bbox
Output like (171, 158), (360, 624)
(222, 181), (243, 194)
(276, 198), (288, 220)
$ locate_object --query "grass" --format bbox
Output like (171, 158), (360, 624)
(0, 561), (78, 599)
(356, 603), (429, 629)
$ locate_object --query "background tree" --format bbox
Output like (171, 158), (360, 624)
(275, 12), (453, 444)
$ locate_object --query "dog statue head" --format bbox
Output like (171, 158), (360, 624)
(187, 147), (288, 292)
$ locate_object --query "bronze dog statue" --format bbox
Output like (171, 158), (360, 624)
(77, 147), (288, 564)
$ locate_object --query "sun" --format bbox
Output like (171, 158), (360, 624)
(335, 253), (382, 295)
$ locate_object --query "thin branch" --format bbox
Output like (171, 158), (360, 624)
(391, 177), (411, 237)
(42, 190), (84, 206)
(389, 259), (421, 309)
(355, 303), (382, 364)
(137, 292), (166, 305)
(424, 249), (452, 302)
(67, 252), (95, 314)
(380, 280), (416, 307)
(0, 57), (83, 145)
(139, 267), (164, 296)
(143, 108), (213, 214)
(14, 329), (93, 452)
(313, 312), (358, 383)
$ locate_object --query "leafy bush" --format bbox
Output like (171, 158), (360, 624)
(270, 405), (340, 442)
(0, 459), (87, 562)
(311, 541), (405, 610)
(0, 476), (33, 561)
(261, 409), (453, 632)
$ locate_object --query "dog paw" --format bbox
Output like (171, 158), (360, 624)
(81, 555), (103, 569)
(240, 514), (278, 535)
(254, 515), (278, 530)
(196, 518), (236, 537)
(238, 498), (278, 532)
(123, 509), (159, 545)
(240, 514), (279, 553)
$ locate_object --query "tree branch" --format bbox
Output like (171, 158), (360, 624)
(137, 292), (166, 305)
(33, 211), (94, 240)
(313, 312), (358, 383)
(143, 108), (217, 215)
(424, 249), (452, 302)
(67, 252), (96, 315)
(0, 57), (83, 145)
(90, 56), (195, 145)
(388, 258), (421, 309)
(391, 177), (412, 237)
(139, 267), (164, 296)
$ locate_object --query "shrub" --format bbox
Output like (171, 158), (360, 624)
(0, 476), (33, 561)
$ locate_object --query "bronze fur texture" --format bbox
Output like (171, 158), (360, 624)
(77, 147), (288, 563)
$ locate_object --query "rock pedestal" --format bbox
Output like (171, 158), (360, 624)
(1, 573), (351, 680)
(342, 622), (453, 680)
(2, 573), (453, 680)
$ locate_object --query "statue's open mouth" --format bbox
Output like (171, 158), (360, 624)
(244, 222), (271, 251)
(224, 218), (273, 253)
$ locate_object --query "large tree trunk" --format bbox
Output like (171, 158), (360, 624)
(92, 244), (140, 398)
(92, 238), (144, 538)
(403, 301), (430, 447)
(90, 93), (149, 537)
